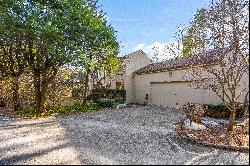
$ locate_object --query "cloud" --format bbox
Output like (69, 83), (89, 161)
(132, 41), (182, 62)
(132, 43), (146, 52)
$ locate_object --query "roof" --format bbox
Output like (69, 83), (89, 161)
(118, 50), (153, 60)
(133, 48), (231, 75)
(115, 50), (153, 76)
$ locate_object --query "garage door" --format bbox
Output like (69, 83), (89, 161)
(150, 82), (219, 108)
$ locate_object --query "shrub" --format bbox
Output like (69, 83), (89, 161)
(203, 103), (245, 119)
(71, 87), (82, 98)
(182, 102), (204, 123)
(107, 89), (126, 99)
(96, 99), (125, 109)
(0, 98), (6, 107)
(87, 88), (126, 102)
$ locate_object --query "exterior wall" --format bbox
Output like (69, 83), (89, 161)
(123, 51), (153, 103)
(131, 65), (249, 107)
(106, 75), (124, 89)
(132, 69), (195, 105)
(87, 50), (153, 103)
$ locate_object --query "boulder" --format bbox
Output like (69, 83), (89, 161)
(116, 104), (126, 109)
(184, 119), (207, 130)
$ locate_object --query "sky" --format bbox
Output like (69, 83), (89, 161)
(98, 0), (211, 60)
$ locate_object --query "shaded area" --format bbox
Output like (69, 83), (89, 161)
(0, 144), (69, 165)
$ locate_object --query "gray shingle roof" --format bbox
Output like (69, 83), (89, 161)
(133, 48), (231, 75)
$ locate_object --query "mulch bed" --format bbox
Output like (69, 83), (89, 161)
(175, 121), (249, 152)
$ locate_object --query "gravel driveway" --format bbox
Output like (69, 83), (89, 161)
(0, 106), (249, 165)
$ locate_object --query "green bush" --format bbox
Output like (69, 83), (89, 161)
(96, 99), (126, 109)
(17, 107), (37, 116)
(18, 98), (126, 117)
(71, 87), (82, 98)
(203, 103), (245, 119)
(87, 88), (126, 102)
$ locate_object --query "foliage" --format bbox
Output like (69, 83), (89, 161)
(96, 98), (125, 109)
(18, 99), (125, 117)
(155, 0), (249, 131)
(0, 98), (6, 107)
(182, 102), (205, 123)
(87, 88), (126, 102)
(71, 87), (82, 98)
(0, 0), (120, 114)
(203, 103), (246, 119)
(181, 8), (207, 57)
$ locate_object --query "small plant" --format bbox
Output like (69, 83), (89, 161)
(182, 102), (204, 123)
(87, 88), (126, 102)
(203, 103), (245, 119)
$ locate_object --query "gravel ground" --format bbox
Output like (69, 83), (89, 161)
(0, 106), (249, 165)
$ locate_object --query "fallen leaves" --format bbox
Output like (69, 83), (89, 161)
(176, 121), (249, 150)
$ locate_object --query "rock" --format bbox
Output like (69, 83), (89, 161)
(116, 104), (126, 109)
(184, 119), (206, 130)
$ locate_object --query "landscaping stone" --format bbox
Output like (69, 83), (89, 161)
(116, 104), (126, 109)
(184, 119), (207, 130)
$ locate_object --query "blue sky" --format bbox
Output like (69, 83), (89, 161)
(98, 0), (210, 58)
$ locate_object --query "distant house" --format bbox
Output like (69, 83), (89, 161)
(129, 48), (249, 108)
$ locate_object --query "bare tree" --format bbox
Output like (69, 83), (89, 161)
(155, 0), (249, 131)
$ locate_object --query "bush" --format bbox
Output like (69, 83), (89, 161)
(17, 107), (39, 116)
(203, 103), (245, 119)
(182, 103), (204, 123)
(0, 98), (6, 107)
(71, 87), (82, 98)
(87, 88), (126, 102)
(107, 89), (126, 99)
(96, 99), (126, 109)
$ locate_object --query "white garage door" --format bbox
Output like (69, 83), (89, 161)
(150, 82), (219, 108)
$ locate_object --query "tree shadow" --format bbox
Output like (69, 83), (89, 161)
(0, 144), (69, 165)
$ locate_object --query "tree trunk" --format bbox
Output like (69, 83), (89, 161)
(82, 68), (90, 105)
(40, 74), (48, 111)
(34, 73), (50, 116)
(34, 72), (42, 116)
(12, 76), (21, 112)
(228, 102), (236, 131)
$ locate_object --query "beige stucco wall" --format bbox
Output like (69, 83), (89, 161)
(89, 50), (153, 102)
(123, 51), (153, 103)
(131, 65), (249, 108)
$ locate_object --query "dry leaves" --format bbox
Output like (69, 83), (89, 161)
(176, 122), (249, 148)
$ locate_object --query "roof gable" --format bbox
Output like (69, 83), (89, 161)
(133, 48), (231, 75)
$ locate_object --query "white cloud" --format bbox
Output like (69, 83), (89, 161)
(132, 43), (146, 52)
(132, 41), (182, 62)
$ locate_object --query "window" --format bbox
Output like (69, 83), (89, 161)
(116, 81), (124, 90)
